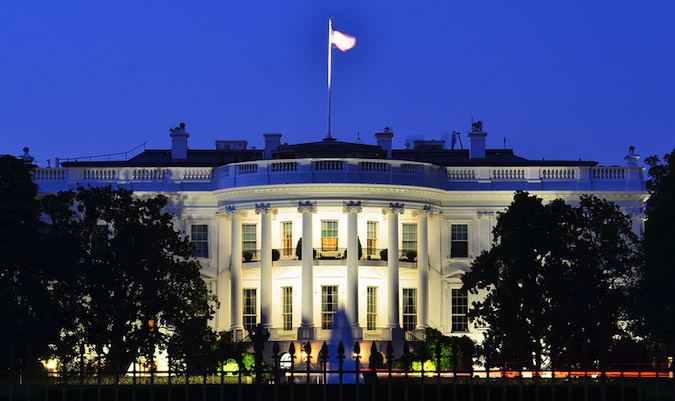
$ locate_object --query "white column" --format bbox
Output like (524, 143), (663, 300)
(387, 203), (404, 329)
(298, 201), (316, 340)
(256, 203), (273, 329)
(416, 206), (431, 330)
(343, 201), (362, 339)
(227, 206), (244, 340)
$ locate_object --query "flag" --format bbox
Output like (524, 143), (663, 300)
(331, 29), (356, 51)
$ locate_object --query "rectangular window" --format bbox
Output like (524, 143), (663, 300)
(402, 288), (417, 331)
(243, 288), (257, 333)
(281, 222), (293, 257)
(367, 286), (378, 330)
(321, 221), (338, 251)
(451, 224), (469, 258)
(190, 224), (209, 258)
(282, 286), (293, 331)
(367, 221), (378, 256)
(242, 224), (257, 255)
(402, 223), (418, 254)
(451, 288), (468, 332)
(321, 285), (338, 330)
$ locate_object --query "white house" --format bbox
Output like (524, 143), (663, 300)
(31, 123), (647, 347)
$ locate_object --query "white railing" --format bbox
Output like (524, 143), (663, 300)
(32, 159), (643, 193)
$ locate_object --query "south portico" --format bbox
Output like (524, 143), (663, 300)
(218, 198), (434, 342)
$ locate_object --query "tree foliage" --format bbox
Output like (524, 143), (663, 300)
(0, 155), (58, 374)
(41, 186), (217, 373)
(640, 151), (675, 357)
(462, 191), (641, 370)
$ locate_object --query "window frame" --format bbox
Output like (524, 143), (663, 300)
(451, 288), (468, 332)
(401, 223), (418, 254)
(402, 288), (417, 331)
(321, 285), (338, 330)
(367, 286), (378, 330)
(366, 221), (378, 257)
(450, 223), (469, 258)
(243, 288), (257, 333)
(281, 221), (293, 257)
(281, 286), (293, 331)
(242, 223), (257, 254)
(321, 220), (339, 252)
(190, 224), (209, 258)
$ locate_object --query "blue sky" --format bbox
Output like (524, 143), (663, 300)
(2, 1), (674, 168)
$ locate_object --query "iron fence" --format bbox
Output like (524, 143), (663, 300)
(1, 338), (674, 401)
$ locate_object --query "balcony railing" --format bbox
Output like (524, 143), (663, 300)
(32, 158), (645, 193)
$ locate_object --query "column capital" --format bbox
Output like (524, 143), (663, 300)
(224, 205), (247, 218)
(297, 201), (317, 214)
(412, 204), (436, 217)
(386, 202), (405, 215)
(342, 200), (363, 214)
(255, 203), (277, 215)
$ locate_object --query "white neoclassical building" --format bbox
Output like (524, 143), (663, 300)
(32, 123), (647, 345)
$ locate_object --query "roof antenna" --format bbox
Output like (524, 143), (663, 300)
(355, 132), (363, 144)
(451, 131), (463, 150)
(503, 137), (507, 149)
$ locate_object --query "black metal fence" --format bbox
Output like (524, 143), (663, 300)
(1, 338), (674, 401)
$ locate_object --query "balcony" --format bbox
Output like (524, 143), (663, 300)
(32, 158), (645, 193)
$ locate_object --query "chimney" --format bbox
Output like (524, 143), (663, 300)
(467, 121), (487, 159)
(263, 133), (283, 159)
(375, 127), (394, 159)
(169, 122), (189, 160)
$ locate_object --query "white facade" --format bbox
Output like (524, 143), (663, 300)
(32, 126), (647, 344)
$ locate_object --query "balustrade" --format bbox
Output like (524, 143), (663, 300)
(592, 167), (626, 180)
(31, 159), (639, 192)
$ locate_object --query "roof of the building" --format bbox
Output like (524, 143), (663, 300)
(60, 132), (598, 168)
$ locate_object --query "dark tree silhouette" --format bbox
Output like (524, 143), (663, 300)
(462, 191), (641, 370)
(0, 155), (58, 375)
(640, 150), (675, 359)
(42, 186), (217, 373)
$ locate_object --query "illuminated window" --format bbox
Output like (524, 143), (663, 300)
(451, 224), (469, 258)
(191, 224), (208, 258)
(243, 288), (257, 333)
(402, 223), (417, 254)
(367, 286), (378, 330)
(281, 222), (293, 257)
(321, 285), (338, 330)
(451, 288), (468, 332)
(367, 221), (378, 256)
(321, 221), (338, 251)
(282, 286), (293, 331)
(242, 224), (257, 254)
(402, 288), (417, 331)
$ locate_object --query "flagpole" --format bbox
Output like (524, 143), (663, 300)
(327, 17), (333, 139)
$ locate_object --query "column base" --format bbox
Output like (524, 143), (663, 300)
(411, 328), (427, 341)
(230, 328), (245, 342)
(297, 326), (315, 341)
(351, 325), (363, 341)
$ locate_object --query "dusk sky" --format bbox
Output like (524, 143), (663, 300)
(2, 1), (674, 168)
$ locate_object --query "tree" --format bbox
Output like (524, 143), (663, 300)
(42, 186), (217, 373)
(640, 151), (675, 359)
(0, 155), (58, 375)
(462, 191), (641, 370)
